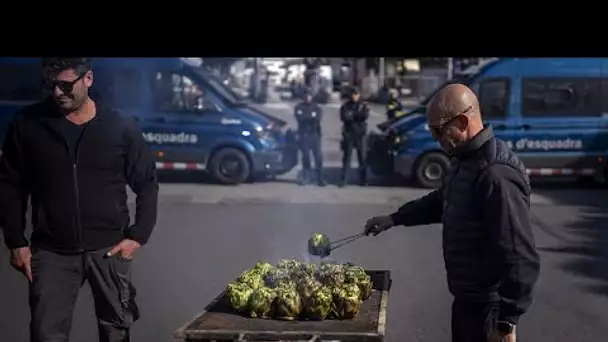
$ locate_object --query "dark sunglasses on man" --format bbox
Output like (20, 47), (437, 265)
(43, 74), (85, 93)
(428, 105), (474, 137)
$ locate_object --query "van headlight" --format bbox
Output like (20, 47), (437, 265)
(255, 129), (272, 140)
(388, 130), (403, 145)
(255, 129), (278, 144)
(266, 122), (287, 134)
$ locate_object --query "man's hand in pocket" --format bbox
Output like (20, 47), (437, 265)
(10, 247), (32, 282)
(107, 239), (141, 260)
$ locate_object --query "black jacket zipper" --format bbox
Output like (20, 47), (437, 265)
(59, 136), (83, 252)
(73, 122), (93, 252)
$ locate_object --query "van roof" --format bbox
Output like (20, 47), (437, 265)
(460, 58), (501, 75)
(481, 58), (606, 77)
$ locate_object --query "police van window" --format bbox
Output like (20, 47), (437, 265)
(478, 78), (510, 118)
(521, 78), (601, 117)
(0, 64), (44, 102)
(153, 71), (215, 113)
(91, 68), (142, 109)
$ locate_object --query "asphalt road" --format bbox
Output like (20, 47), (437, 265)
(1, 102), (607, 342)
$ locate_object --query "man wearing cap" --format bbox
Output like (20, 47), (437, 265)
(294, 89), (326, 186)
(363, 84), (540, 342)
(339, 87), (370, 186)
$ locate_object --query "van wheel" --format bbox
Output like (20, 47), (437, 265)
(414, 152), (450, 189)
(209, 148), (251, 185)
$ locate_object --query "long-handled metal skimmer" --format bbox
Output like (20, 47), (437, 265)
(308, 233), (366, 258)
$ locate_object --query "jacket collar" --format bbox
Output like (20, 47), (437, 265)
(39, 96), (109, 121)
(451, 125), (494, 160)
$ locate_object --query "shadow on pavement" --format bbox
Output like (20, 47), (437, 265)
(532, 179), (608, 297)
(273, 167), (408, 188)
(157, 168), (607, 191)
(156, 171), (267, 185)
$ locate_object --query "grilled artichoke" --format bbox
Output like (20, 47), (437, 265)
(273, 284), (302, 320)
(277, 259), (302, 277)
(303, 286), (333, 320)
(277, 259), (301, 271)
(226, 282), (254, 313)
(295, 263), (317, 280)
(345, 266), (373, 300)
(228, 260), (374, 321)
(247, 286), (277, 318)
(237, 269), (265, 289)
(308, 233), (331, 257)
(254, 261), (274, 276)
(317, 263), (345, 287)
(297, 276), (323, 301)
(264, 268), (290, 288)
(331, 283), (362, 319)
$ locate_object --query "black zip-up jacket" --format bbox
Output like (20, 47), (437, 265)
(294, 101), (323, 136)
(390, 126), (540, 325)
(0, 98), (159, 253)
(340, 100), (369, 138)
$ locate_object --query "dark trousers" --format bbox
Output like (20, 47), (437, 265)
(299, 135), (324, 185)
(29, 248), (139, 342)
(341, 135), (367, 184)
(451, 300), (498, 342)
(299, 135), (323, 178)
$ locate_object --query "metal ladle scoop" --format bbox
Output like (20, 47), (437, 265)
(308, 233), (366, 258)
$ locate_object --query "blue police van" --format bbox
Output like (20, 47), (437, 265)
(0, 57), (299, 185)
(369, 58), (608, 188)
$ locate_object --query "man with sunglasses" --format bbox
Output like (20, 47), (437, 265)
(363, 84), (540, 342)
(0, 58), (158, 342)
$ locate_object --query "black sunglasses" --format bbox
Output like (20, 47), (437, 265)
(428, 105), (474, 137)
(43, 74), (85, 93)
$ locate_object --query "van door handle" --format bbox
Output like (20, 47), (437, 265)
(518, 124), (531, 131)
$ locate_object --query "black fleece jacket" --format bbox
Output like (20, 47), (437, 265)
(0, 98), (158, 253)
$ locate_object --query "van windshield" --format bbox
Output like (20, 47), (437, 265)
(204, 72), (248, 104)
(185, 66), (245, 106)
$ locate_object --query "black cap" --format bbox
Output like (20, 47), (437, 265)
(348, 86), (360, 96)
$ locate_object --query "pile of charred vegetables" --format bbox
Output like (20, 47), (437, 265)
(225, 260), (373, 321)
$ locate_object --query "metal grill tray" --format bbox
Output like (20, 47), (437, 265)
(174, 270), (392, 342)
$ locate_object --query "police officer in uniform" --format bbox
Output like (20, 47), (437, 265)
(339, 87), (370, 187)
(295, 89), (326, 186)
(386, 88), (405, 120)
